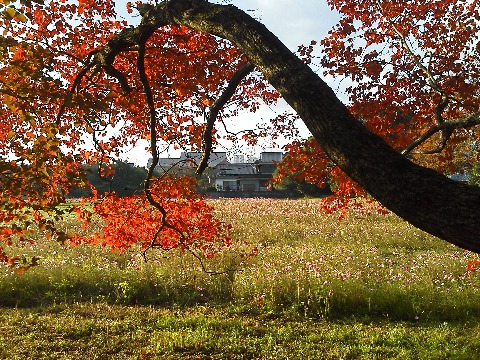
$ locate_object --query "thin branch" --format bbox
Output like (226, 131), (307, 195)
(374, 3), (452, 118)
(138, 42), (166, 214)
(82, 112), (114, 193)
(182, 246), (237, 275)
(196, 62), (255, 175)
(104, 65), (133, 94)
(218, 118), (258, 138)
(137, 41), (190, 262)
(434, 94), (453, 149)
(136, 41), (240, 273)
(56, 63), (96, 125)
(376, 1), (442, 95)
(138, 42), (166, 221)
(402, 110), (480, 155)
(374, 2), (464, 156)
(138, 41), (158, 197)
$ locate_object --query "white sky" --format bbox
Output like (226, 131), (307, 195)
(227, 0), (338, 49)
(116, 1), (341, 165)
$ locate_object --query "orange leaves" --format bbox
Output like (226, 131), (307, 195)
(11, 46), (25, 61)
(274, 138), (331, 188)
(275, 138), (386, 217)
(0, 123), (89, 258)
(150, 174), (198, 200)
(72, 175), (232, 258)
(174, 86), (187, 97)
(202, 98), (213, 107)
(0, 171), (234, 265)
(126, 2), (134, 14)
(466, 257), (480, 278)
(321, 0), (480, 176)
(297, 40), (317, 65)
(0, 1), (252, 268)
(77, 0), (92, 15)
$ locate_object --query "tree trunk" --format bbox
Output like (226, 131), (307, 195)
(102, 0), (480, 253)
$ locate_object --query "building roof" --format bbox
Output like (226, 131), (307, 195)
(217, 163), (256, 176)
(150, 151), (282, 175)
(180, 152), (228, 167)
(150, 151), (228, 169)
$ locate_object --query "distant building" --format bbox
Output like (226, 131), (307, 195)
(212, 151), (283, 192)
(148, 151), (283, 192)
(232, 154), (245, 164)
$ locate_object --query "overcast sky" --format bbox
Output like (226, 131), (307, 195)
(117, 1), (341, 165)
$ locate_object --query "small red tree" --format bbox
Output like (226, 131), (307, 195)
(1, 0), (480, 267)
(0, 0), (255, 265)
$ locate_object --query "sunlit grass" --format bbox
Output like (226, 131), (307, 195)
(0, 303), (479, 359)
(1, 198), (480, 358)
(1, 198), (479, 321)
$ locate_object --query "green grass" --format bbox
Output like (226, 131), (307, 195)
(1, 198), (480, 358)
(0, 304), (480, 359)
(1, 304), (479, 359)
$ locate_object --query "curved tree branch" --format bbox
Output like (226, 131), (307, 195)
(137, 42), (157, 197)
(89, 0), (480, 253)
(138, 41), (184, 254)
(104, 65), (133, 94)
(403, 111), (480, 155)
(196, 61), (254, 175)
(56, 63), (95, 125)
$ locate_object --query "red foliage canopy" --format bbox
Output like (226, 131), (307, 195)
(276, 0), (480, 211)
(1, 0), (479, 267)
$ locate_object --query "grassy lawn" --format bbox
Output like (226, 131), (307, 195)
(1, 304), (478, 359)
(1, 198), (479, 359)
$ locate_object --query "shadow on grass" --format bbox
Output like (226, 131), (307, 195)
(0, 266), (234, 309)
(2, 267), (479, 324)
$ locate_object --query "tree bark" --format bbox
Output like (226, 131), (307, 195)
(98, 0), (480, 253)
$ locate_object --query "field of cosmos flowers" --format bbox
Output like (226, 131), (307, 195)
(1, 198), (479, 359)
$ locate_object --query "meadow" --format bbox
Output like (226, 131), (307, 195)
(1, 198), (479, 359)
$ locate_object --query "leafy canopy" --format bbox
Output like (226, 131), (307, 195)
(276, 0), (480, 209)
(1, 0), (480, 266)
